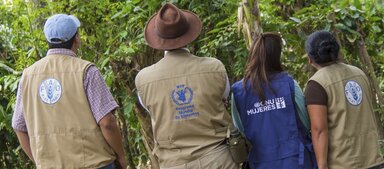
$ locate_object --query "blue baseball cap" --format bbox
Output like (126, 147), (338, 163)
(43, 14), (80, 44)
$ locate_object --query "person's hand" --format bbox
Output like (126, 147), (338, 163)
(116, 156), (127, 169)
(222, 98), (229, 108)
(318, 164), (329, 169)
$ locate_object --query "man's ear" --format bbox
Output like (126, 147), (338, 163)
(75, 33), (80, 43)
(71, 33), (81, 51)
(307, 56), (313, 64)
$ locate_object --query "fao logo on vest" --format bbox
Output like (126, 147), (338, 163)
(39, 78), (62, 104)
(345, 80), (362, 106)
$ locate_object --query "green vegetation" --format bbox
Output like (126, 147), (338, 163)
(0, 0), (383, 168)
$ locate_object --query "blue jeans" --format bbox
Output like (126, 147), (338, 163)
(99, 163), (115, 169)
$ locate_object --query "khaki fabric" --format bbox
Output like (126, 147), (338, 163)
(309, 63), (384, 169)
(21, 54), (115, 168)
(135, 49), (234, 167)
(160, 145), (238, 169)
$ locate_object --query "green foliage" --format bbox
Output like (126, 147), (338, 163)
(0, 50), (32, 168)
(256, 0), (384, 89)
(0, 0), (245, 168)
(0, 0), (383, 168)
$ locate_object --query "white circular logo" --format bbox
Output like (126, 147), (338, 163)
(39, 78), (62, 104)
(344, 80), (363, 106)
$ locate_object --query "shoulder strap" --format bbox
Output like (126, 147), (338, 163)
(231, 93), (245, 133)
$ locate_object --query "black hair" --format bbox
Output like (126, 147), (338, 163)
(48, 32), (77, 49)
(305, 30), (340, 64)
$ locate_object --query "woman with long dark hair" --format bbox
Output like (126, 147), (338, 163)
(231, 32), (316, 168)
(304, 30), (384, 169)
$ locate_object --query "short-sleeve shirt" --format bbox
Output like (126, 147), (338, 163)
(304, 80), (328, 106)
(12, 49), (119, 132)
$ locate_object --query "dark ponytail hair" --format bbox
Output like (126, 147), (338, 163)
(48, 32), (77, 49)
(305, 30), (340, 64)
(243, 32), (283, 101)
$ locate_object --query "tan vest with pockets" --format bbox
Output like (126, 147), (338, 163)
(135, 49), (232, 167)
(21, 54), (115, 169)
(309, 63), (384, 169)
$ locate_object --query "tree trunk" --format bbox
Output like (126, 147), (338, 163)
(115, 98), (136, 169)
(238, 0), (263, 49)
(110, 48), (162, 168)
(27, 0), (45, 59)
(134, 103), (160, 169)
(357, 39), (384, 138)
(328, 13), (345, 61)
(131, 49), (162, 169)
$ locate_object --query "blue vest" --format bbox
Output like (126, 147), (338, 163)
(232, 72), (316, 169)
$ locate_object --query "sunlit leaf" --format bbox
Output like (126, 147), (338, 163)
(111, 11), (123, 19)
(349, 5), (357, 11)
(372, 25), (382, 33)
(335, 23), (347, 30)
(100, 57), (110, 69)
(346, 33), (357, 43)
(351, 13), (360, 19)
(289, 17), (301, 23)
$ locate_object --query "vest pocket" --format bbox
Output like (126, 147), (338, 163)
(329, 131), (382, 168)
(83, 131), (115, 167)
(156, 139), (180, 150)
(249, 138), (299, 163)
(154, 139), (182, 160)
(214, 126), (227, 134)
(31, 133), (83, 168)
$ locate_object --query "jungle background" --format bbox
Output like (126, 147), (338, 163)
(0, 0), (383, 168)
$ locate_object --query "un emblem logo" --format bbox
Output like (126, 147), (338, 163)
(344, 80), (362, 106)
(171, 84), (193, 105)
(39, 78), (62, 104)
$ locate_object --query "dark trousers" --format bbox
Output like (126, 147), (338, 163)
(99, 163), (115, 169)
(369, 163), (384, 169)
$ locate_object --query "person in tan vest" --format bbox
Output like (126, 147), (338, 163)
(135, 3), (238, 169)
(12, 14), (127, 169)
(304, 30), (384, 169)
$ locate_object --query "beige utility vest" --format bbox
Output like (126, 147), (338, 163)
(309, 63), (384, 169)
(21, 54), (115, 168)
(135, 49), (232, 167)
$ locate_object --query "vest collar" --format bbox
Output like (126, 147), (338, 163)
(47, 48), (77, 57)
(164, 48), (190, 57)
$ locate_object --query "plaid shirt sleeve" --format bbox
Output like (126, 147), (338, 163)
(12, 81), (28, 132)
(84, 66), (119, 123)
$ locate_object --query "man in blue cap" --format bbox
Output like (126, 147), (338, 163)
(12, 14), (127, 169)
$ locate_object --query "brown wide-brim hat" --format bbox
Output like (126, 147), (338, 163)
(144, 3), (202, 50)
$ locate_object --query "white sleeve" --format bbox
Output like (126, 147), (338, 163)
(222, 75), (230, 99)
(137, 92), (150, 113)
